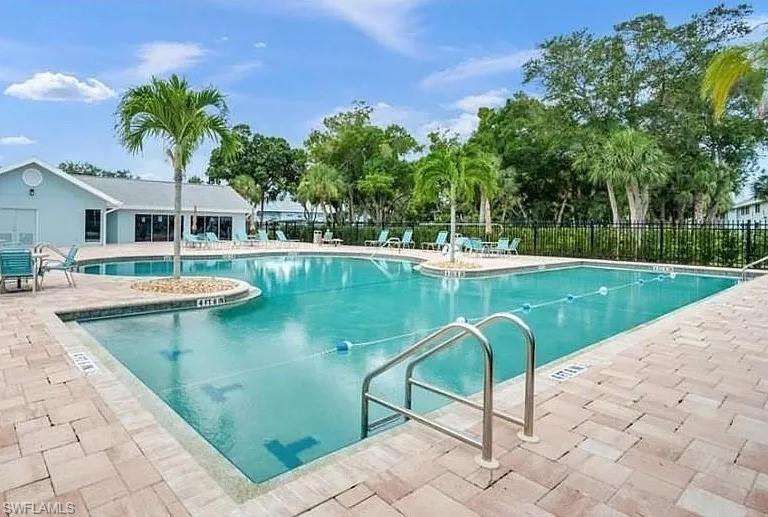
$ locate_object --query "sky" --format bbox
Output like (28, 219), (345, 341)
(0, 0), (766, 181)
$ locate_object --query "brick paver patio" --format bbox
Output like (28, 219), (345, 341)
(0, 243), (766, 516)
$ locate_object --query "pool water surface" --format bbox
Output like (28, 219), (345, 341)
(79, 256), (735, 482)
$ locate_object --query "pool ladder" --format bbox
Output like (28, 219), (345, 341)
(360, 312), (539, 469)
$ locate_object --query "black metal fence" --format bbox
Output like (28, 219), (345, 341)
(267, 220), (768, 269)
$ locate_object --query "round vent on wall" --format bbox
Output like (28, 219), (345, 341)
(22, 168), (44, 187)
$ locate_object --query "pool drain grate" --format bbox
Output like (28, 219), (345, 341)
(549, 363), (588, 381)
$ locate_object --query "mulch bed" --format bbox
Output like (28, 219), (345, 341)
(131, 277), (237, 295)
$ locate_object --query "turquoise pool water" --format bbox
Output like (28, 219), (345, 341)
(79, 257), (734, 482)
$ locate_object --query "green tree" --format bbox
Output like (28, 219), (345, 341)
(754, 173), (768, 200)
(702, 36), (768, 120)
(231, 174), (262, 232)
(208, 124), (305, 224)
(115, 74), (237, 278)
(187, 176), (204, 184)
(414, 133), (498, 262)
(305, 101), (419, 223)
(296, 163), (342, 223)
(587, 129), (669, 223)
(59, 161), (133, 178)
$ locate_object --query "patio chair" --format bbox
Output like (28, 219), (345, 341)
(509, 238), (521, 255)
(183, 232), (204, 248)
(463, 238), (489, 256)
(389, 229), (415, 249)
(322, 231), (342, 246)
(276, 230), (300, 246)
(422, 230), (448, 250)
(365, 229), (389, 247)
(204, 232), (226, 248)
(488, 238), (511, 255)
(0, 248), (35, 293)
(257, 229), (276, 246)
(39, 245), (78, 287)
(234, 232), (259, 247)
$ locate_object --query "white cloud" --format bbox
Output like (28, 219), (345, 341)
(0, 135), (35, 146)
(449, 88), (509, 113)
(420, 112), (478, 141)
(214, 61), (262, 84)
(4, 72), (115, 102)
(253, 41), (268, 48)
(420, 49), (539, 88)
(133, 41), (207, 78)
(421, 88), (511, 141)
(309, 0), (426, 55)
(743, 14), (768, 41)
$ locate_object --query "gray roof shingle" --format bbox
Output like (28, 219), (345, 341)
(76, 175), (252, 213)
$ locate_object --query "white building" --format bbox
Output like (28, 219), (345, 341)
(722, 197), (768, 224)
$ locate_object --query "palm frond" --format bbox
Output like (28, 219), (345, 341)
(701, 46), (754, 120)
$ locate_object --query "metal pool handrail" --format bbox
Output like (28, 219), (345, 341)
(360, 313), (538, 469)
(741, 254), (768, 281)
(404, 312), (538, 442)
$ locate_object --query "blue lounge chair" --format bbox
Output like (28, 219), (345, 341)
(276, 230), (299, 246)
(0, 248), (36, 293)
(365, 229), (389, 247)
(508, 238), (520, 255)
(39, 245), (78, 287)
(422, 230), (448, 250)
(257, 229), (275, 246)
(463, 238), (488, 256)
(390, 229), (414, 249)
(234, 232), (259, 247)
(183, 232), (204, 248)
(204, 232), (226, 248)
(488, 238), (510, 255)
(322, 231), (342, 246)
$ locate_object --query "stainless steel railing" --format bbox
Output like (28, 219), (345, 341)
(360, 312), (538, 469)
(741, 254), (768, 281)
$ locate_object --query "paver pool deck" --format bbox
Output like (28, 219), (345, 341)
(1, 242), (766, 517)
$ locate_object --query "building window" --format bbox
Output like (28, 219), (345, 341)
(192, 215), (232, 240)
(85, 209), (101, 242)
(134, 213), (183, 242)
(755, 204), (761, 214)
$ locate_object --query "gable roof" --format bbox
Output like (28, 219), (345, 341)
(76, 175), (252, 214)
(0, 158), (122, 206)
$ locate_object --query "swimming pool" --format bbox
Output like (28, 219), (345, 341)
(78, 256), (735, 482)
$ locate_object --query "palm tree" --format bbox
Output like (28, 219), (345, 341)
(701, 36), (768, 120)
(296, 163), (342, 223)
(115, 75), (237, 279)
(231, 175), (262, 232)
(589, 129), (669, 224)
(415, 134), (499, 262)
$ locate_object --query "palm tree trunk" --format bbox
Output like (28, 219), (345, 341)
(173, 161), (183, 279)
(449, 185), (457, 263)
(483, 195), (492, 235)
(606, 181), (620, 224)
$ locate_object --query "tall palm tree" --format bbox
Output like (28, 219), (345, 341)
(589, 129), (669, 224)
(701, 36), (768, 120)
(116, 75), (237, 279)
(415, 135), (498, 262)
(296, 163), (342, 223)
(231, 175), (262, 232)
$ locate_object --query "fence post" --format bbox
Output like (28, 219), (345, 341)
(745, 220), (753, 266)
(589, 222), (595, 255)
(533, 223), (539, 254)
(659, 220), (664, 263)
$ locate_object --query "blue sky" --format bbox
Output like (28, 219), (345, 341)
(0, 0), (765, 180)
